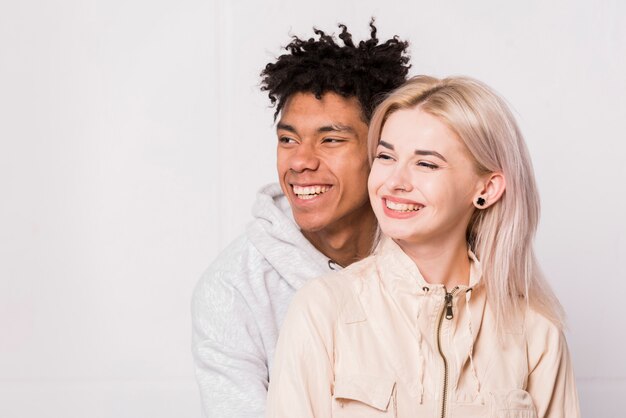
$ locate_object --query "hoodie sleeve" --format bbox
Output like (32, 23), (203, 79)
(525, 315), (581, 418)
(266, 278), (340, 418)
(192, 270), (268, 418)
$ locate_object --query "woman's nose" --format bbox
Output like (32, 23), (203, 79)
(386, 165), (413, 192)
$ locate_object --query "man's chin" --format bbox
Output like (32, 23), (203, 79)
(297, 224), (330, 234)
(292, 214), (331, 234)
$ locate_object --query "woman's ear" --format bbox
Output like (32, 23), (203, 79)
(473, 172), (506, 209)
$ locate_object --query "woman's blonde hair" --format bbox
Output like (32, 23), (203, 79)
(369, 75), (564, 330)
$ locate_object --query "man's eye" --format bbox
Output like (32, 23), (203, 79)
(417, 161), (439, 170)
(279, 136), (296, 144)
(322, 138), (345, 144)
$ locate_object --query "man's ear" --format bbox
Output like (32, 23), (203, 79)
(473, 172), (506, 209)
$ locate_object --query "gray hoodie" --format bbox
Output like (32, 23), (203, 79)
(191, 183), (334, 418)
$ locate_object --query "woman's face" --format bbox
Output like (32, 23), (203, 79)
(368, 107), (485, 248)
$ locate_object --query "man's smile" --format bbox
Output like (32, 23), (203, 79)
(292, 184), (332, 200)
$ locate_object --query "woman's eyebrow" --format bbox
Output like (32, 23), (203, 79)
(379, 140), (447, 162)
(415, 149), (447, 162)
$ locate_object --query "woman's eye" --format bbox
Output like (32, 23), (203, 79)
(375, 153), (393, 160)
(417, 161), (439, 170)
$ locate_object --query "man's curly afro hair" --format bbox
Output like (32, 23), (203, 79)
(260, 19), (410, 122)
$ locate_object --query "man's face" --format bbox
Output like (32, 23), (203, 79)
(276, 92), (371, 234)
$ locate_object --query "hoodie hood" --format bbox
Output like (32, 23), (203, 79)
(247, 183), (332, 290)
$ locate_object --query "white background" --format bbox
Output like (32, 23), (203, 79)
(1, 0), (624, 417)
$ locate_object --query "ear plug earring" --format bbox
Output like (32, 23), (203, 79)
(476, 197), (486, 206)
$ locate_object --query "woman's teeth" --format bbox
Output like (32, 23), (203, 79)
(386, 199), (423, 212)
(293, 185), (330, 200)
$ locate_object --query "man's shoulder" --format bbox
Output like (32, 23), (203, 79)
(195, 234), (273, 293)
(191, 234), (280, 335)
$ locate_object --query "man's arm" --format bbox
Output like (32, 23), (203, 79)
(192, 271), (269, 418)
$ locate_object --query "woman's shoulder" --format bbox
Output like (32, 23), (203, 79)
(522, 305), (568, 363)
(523, 305), (564, 337)
(290, 255), (378, 320)
(325, 254), (379, 294)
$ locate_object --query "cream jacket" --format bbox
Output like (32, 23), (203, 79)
(266, 238), (580, 418)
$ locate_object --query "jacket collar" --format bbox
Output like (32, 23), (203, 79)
(375, 235), (483, 293)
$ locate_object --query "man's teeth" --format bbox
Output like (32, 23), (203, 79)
(293, 185), (330, 199)
(386, 200), (423, 212)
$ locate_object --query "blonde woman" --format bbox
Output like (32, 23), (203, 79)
(266, 76), (580, 418)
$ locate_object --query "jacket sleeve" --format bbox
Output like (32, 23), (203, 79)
(192, 271), (268, 418)
(525, 316), (581, 418)
(266, 279), (339, 418)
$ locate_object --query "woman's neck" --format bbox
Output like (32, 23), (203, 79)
(396, 236), (471, 289)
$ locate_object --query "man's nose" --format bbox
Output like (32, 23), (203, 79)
(289, 142), (320, 173)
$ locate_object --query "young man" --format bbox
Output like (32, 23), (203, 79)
(192, 21), (410, 417)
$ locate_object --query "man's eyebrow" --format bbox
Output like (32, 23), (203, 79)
(276, 123), (297, 133)
(378, 140), (394, 150)
(415, 149), (447, 162)
(277, 123), (356, 135)
(317, 124), (355, 134)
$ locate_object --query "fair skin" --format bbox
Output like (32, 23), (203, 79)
(277, 92), (377, 267)
(368, 107), (505, 287)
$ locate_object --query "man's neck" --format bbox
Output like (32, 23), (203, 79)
(302, 208), (377, 268)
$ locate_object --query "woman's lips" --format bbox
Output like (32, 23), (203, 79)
(382, 196), (424, 218)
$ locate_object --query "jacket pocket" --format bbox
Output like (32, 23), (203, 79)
(332, 375), (396, 417)
(488, 389), (537, 418)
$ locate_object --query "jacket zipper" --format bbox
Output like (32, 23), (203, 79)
(436, 286), (459, 418)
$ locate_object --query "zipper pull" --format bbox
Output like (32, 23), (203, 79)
(445, 292), (453, 320)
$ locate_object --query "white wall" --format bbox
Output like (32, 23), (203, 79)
(1, 0), (624, 417)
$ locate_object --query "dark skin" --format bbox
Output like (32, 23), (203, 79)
(302, 207), (377, 268)
(276, 92), (377, 267)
